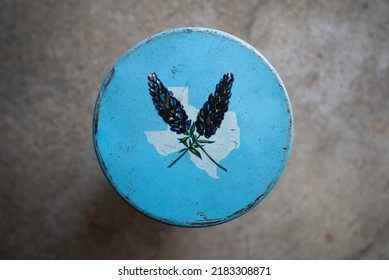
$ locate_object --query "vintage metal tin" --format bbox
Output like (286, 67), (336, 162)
(93, 27), (293, 227)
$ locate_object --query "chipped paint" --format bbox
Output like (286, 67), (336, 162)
(92, 95), (101, 135)
(103, 67), (115, 93)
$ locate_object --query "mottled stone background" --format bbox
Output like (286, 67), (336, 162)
(1, 0), (388, 259)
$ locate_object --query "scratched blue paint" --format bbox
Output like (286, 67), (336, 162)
(93, 27), (293, 227)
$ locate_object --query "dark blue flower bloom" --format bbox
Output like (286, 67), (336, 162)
(195, 73), (234, 138)
(148, 73), (191, 134)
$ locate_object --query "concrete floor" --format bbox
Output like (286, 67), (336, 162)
(1, 0), (388, 259)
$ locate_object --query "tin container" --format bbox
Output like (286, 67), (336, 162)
(93, 27), (293, 227)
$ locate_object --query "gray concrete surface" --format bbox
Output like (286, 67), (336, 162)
(1, 0), (388, 259)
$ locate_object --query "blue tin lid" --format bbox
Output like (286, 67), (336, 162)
(93, 27), (293, 227)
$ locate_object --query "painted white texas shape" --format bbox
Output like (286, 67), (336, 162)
(145, 87), (240, 179)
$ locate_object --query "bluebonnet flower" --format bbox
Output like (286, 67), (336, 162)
(147, 73), (191, 134)
(195, 73), (234, 138)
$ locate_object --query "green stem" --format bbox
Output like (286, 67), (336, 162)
(198, 145), (228, 172)
(168, 130), (227, 172)
(168, 131), (198, 168)
(168, 148), (189, 168)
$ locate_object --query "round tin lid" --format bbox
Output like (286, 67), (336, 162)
(93, 27), (293, 227)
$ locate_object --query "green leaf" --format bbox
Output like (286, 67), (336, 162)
(178, 137), (189, 143)
(183, 141), (188, 147)
(198, 139), (215, 144)
(179, 148), (188, 153)
(190, 123), (195, 135)
(193, 143), (204, 148)
(189, 147), (202, 159)
(188, 138), (193, 146)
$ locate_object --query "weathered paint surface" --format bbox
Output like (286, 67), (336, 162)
(92, 27), (294, 227)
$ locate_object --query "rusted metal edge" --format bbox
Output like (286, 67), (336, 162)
(93, 67), (115, 136)
(92, 67), (117, 191)
(186, 180), (276, 227)
(103, 67), (115, 93)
